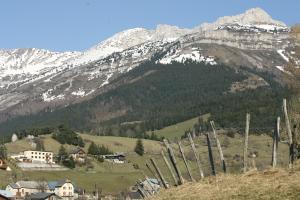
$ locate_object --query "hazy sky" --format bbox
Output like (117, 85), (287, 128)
(0, 0), (299, 52)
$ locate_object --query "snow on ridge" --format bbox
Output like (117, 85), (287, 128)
(159, 49), (217, 65)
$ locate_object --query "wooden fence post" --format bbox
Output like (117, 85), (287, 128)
(150, 158), (169, 189)
(187, 133), (204, 179)
(243, 113), (250, 173)
(146, 162), (159, 181)
(161, 150), (178, 186)
(206, 133), (216, 176)
(178, 140), (194, 182)
(283, 98), (293, 168)
(272, 118), (279, 168)
(210, 121), (226, 173)
(163, 139), (184, 185)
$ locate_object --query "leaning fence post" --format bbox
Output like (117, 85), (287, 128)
(243, 113), (250, 173)
(283, 99), (293, 168)
(187, 133), (204, 179)
(163, 139), (184, 185)
(272, 117), (280, 168)
(177, 140), (194, 182)
(146, 162), (159, 181)
(206, 133), (216, 176)
(161, 150), (178, 186)
(150, 158), (169, 189)
(210, 121), (226, 173)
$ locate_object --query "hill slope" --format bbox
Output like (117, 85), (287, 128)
(0, 61), (288, 136)
(153, 166), (300, 200)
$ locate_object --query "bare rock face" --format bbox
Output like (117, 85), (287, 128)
(0, 8), (297, 123)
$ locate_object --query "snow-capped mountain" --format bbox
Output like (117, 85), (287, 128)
(0, 7), (298, 124)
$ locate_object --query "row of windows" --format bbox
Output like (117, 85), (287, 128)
(30, 152), (52, 156)
(31, 156), (46, 159)
(62, 186), (73, 190)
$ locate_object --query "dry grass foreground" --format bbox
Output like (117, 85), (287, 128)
(153, 163), (300, 200)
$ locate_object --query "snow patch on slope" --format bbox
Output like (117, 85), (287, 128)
(159, 49), (217, 65)
(277, 49), (289, 62)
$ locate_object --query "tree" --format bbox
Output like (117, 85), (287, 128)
(35, 138), (45, 151)
(88, 142), (98, 155)
(58, 145), (68, 163)
(0, 144), (7, 159)
(134, 139), (144, 156)
(63, 156), (75, 169)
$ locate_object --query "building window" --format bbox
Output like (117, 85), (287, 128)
(63, 192), (66, 196)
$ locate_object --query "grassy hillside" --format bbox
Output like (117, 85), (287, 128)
(148, 114), (210, 140)
(152, 165), (300, 200)
(1, 132), (290, 195)
(6, 134), (162, 154)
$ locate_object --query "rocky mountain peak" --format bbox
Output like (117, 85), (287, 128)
(199, 7), (287, 31)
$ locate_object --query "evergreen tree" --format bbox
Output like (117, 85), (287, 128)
(63, 156), (75, 169)
(0, 144), (7, 159)
(88, 142), (98, 155)
(134, 139), (144, 156)
(58, 145), (68, 163)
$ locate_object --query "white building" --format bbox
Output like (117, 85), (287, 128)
(6, 180), (75, 199)
(23, 150), (54, 164)
(48, 180), (75, 199)
(6, 181), (44, 198)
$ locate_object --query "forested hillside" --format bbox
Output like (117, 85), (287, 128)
(0, 61), (289, 137)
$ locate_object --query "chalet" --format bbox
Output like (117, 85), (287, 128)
(102, 153), (126, 164)
(69, 148), (86, 163)
(25, 192), (61, 200)
(0, 190), (14, 200)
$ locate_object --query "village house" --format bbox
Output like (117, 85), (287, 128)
(69, 148), (86, 163)
(0, 190), (14, 200)
(47, 180), (75, 200)
(6, 180), (75, 199)
(102, 153), (126, 164)
(6, 181), (45, 198)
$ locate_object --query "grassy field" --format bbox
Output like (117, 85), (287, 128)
(1, 131), (290, 195)
(152, 163), (300, 200)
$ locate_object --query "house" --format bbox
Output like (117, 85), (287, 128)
(0, 190), (14, 200)
(6, 181), (46, 198)
(47, 180), (75, 199)
(69, 148), (86, 163)
(102, 153), (126, 164)
(23, 150), (54, 164)
(6, 180), (75, 199)
(25, 192), (61, 200)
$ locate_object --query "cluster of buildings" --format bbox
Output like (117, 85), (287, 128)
(0, 179), (77, 200)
